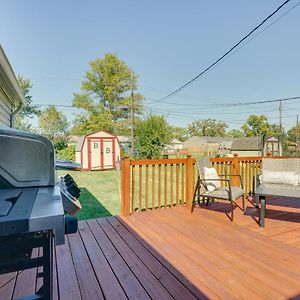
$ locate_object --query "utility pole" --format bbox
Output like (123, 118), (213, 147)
(279, 100), (283, 156)
(130, 70), (135, 155)
(279, 100), (282, 134)
(296, 114), (299, 154)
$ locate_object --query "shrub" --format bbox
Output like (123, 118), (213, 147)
(57, 145), (75, 161)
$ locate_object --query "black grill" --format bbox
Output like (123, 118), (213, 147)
(0, 128), (81, 300)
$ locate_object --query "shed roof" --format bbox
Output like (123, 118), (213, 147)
(265, 136), (279, 142)
(231, 136), (262, 151)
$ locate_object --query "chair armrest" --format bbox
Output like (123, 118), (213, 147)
(200, 178), (232, 190)
(200, 178), (230, 183)
(218, 174), (243, 189)
(200, 179), (233, 198)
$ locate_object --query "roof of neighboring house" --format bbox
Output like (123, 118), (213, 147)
(75, 136), (85, 152)
(0, 45), (26, 107)
(202, 136), (234, 144)
(117, 135), (131, 143)
(183, 136), (233, 148)
(183, 136), (207, 147)
(68, 135), (81, 144)
(171, 138), (183, 144)
(231, 136), (262, 151)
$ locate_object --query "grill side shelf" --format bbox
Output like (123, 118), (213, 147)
(0, 188), (38, 236)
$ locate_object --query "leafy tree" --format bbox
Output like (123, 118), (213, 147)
(71, 111), (114, 136)
(72, 53), (143, 135)
(287, 124), (300, 143)
(135, 115), (172, 159)
(38, 105), (69, 150)
(241, 115), (282, 137)
(57, 145), (75, 161)
(187, 118), (228, 137)
(171, 126), (188, 141)
(226, 129), (244, 138)
(15, 75), (40, 130)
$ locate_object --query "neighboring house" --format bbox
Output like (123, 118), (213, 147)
(164, 139), (183, 155)
(182, 136), (233, 156)
(75, 130), (121, 170)
(231, 137), (263, 156)
(182, 136), (207, 148)
(231, 136), (282, 157)
(0, 45), (26, 127)
(164, 139), (183, 153)
(68, 135), (81, 146)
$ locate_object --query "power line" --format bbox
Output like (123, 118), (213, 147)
(150, 0), (293, 104)
(147, 95), (300, 108)
(36, 95), (300, 113)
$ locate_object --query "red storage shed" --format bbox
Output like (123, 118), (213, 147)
(75, 131), (121, 170)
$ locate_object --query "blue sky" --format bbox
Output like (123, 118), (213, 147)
(1, 0), (300, 131)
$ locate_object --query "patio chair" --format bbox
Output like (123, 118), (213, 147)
(192, 158), (245, 221)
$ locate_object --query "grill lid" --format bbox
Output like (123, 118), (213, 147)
(0, 127), (55, 188)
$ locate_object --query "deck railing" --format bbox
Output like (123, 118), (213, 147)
(121, 156), (195, 216)
(121, 154), (291, 216)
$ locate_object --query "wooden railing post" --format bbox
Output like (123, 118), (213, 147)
(185, 155), (194, 208)
(121, 156), (131, 216)
(231, 153), (240, 187)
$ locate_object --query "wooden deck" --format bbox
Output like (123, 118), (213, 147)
(1, 196), (300, 299)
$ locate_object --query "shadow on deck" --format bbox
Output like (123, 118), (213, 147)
(1, 196), (300, 299)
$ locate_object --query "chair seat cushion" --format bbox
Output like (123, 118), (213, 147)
(262, 170), (298, 186)
(204, 186), (244, 200)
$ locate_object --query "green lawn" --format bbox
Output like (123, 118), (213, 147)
(59, 170), (121, 220)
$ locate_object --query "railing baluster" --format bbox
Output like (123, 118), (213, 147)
(250, 161), (253, 195)
(158, 164), (162, 209)
(176, 164), (179, 206)
(132, 165), (135, 212)
(138, 165), (142, 211)
(170, 164), (174, 207)
(181, 163), (185, 205)
(145, 164), (149, 211)
(164, 164), (167, 208)
(152, 164), (155, 210)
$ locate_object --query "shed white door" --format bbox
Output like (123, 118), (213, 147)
(90, 139), (101, 169)
(103, 139), (114, 168)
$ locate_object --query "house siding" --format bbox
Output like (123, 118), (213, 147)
(0, 87), (12, 127)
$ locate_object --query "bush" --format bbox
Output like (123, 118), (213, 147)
(57, 145), (75, 161)
(135, 115), (172, 159)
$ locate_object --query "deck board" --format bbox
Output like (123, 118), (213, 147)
(78, 220), (127, 300)
(1, 196), (300, 299)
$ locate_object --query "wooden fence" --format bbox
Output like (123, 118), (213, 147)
(121, 155), (286, 216)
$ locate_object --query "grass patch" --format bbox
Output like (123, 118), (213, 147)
(59, 170), (121, 220)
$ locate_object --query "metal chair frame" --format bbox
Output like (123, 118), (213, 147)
(192, 158), (245, 221)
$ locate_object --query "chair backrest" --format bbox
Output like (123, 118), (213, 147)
(196, 158), (212, 192)
(196, 158), (211, 178)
